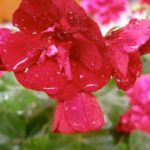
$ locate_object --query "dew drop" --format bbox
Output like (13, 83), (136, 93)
(69, 11), (73, 14)
(65, 107), (69, 110)
(43, 87), (59, 95)
(13, 57), (29, 70)
(71, 106), (77, 110)
(80, 74), (84, 79)
(116, 78), (121, 83)
(32, 31), (37, 35)
(83, 84), (98, 91)
(35, 74), (39, 77)
(24, 68), (29, 73)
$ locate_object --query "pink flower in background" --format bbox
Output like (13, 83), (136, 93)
(117, 106), (150, 134)
(81, 0), (128, 25)
(117, 75), (150, 134)
(127, 75), (150, 115)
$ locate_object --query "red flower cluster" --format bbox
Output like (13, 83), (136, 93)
(117, 75), (150, 134)
(1, 0), (150, 134)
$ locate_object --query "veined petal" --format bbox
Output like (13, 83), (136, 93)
(13, 0), (58, 34)
(139, 38), (150, 55)
(73, 33), (102, 71)
(15, 60), (68, 95)
(52, 92), (104, 133)
(113, 52), (141, 90)
(1, 32), (42, 71)
(0, 28), (11, 70)
(108, 49), (129, 78)
(128, 52), (142, 77)
(0, 28), (11, 44)
(54, 0), (106, 51)
(50, 83), (80, 100)
(72, 60), (112, 92)
(106, 19), (150, 53)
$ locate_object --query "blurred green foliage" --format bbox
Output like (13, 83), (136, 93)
(0, 55), (150, 150)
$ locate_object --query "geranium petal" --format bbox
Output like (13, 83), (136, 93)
(15, 60), (68, 95)
(54, 0), (106, 52)
(51, 83), (80, 100)
(1, 32), (42, 71)
(72, 60), (112, 92)
(52, 102), (74, 133)
(52, 92), (104, 133)
(0, 28), (11, 70)
(108, 49), (129, 77)
(73, 33), (102, 71)
(128, 52), (142, 77)
(139, 38), (150, 55)
(114, 72), (136, 91)
(13, 0), (58, 34)
(0, 28), (11, 44)
(106, 19), (150, 53)
(114, 52), (141, 90)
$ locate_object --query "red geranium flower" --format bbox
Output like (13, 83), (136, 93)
(106, 19), (150, 90)
(0, 0), (112, 133)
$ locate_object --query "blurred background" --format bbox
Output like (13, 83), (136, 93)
(0, 0), (150, 150)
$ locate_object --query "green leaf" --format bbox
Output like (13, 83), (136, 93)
(0, 111), (26, 139)
(23, 136), (50, 150)
(113, 143), (128, 150)
(129, 131), (150, 150)
(47, 130), (115, 150)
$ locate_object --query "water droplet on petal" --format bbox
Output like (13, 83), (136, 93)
(32, 31), (37, 35)
(13, 57), (29, 70)
(80, 74), (84, 79)
(83, 84), (98, 91)
(43, 87), (59, 95)
(24, 68), (29, 73)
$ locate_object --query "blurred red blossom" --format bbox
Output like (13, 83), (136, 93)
(81, 0), (128, 25)
(0, 0), (111, 133)
(141, 0), (150, 5)
(117, 75), (150, 134)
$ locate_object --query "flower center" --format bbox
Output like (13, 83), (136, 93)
(37, 19), (73, 80)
